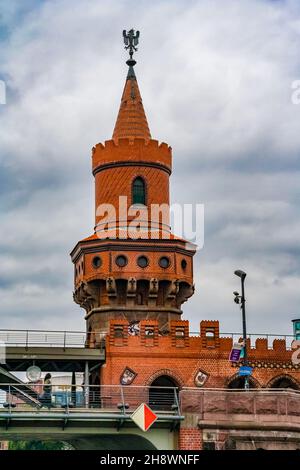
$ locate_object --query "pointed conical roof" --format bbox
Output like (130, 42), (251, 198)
(112, 63), (151, 142)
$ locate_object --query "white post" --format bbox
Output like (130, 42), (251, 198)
(84, 361), (89, 408)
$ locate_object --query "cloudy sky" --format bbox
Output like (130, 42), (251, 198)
(0, 0), (300, 337)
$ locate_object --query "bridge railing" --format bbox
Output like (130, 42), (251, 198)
(0, 329), (106, 349)
(0, 329), (296, 350)
(0, 383), (180, 415)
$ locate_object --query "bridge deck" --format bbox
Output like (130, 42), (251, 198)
(5, 346), (104, 372)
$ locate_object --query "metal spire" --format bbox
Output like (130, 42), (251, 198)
(112, 29), (151, 142)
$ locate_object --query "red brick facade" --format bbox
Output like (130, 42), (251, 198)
(179, 428), (203, 450)
(102, 319), (300, 390)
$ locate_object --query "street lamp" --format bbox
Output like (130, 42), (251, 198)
(234, 269), (249, 390)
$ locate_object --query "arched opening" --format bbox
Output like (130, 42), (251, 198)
(116, 279), (127, 304)
(135, 280), (149, 306)
(227, 376), (257, 389)
(90, 374), (101, 408)
(8, 440), (73, 450)
(70, 434), (157, 450)
(149, 375), (178, 411)
(268, 375), (299, 390)
(157, 280), (170, 306)
(132, 177), (146, 205)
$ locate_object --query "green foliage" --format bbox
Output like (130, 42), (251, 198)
(8, 440), (72, 450)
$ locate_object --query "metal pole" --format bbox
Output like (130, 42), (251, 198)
(84, 361), (89, 408)
(240, 276), (249, 390)
(8, 385), (11, 413)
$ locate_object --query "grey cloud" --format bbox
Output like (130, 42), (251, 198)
(0, 0), (299, 335)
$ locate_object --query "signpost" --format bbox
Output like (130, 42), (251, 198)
(131, 403), (157, 432)
(238, 366), (253, 377)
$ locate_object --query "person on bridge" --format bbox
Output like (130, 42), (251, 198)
(39, 373), (52, 408)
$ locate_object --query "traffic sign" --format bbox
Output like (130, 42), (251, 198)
(238, 366), (253, 376)
(131, 403), (157, 432)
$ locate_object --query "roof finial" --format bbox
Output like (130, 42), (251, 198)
(112, 29), (151, 141)
(123, 29), (140, 70)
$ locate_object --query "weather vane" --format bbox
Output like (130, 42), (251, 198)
(123, 29), (140, 61)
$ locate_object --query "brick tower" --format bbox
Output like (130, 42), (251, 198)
(70, 30), (195, 338)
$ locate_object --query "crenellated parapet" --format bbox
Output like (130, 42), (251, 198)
(103, 319), (300, 390)
(106, 319), (299, 362)
(92, 138), (172, 175)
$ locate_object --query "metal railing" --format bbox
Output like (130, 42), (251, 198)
(190, 332), (295, 350)
(0, 383), (180, 415)
(0, 328), (295, 350)
(0, 329), (106, 349)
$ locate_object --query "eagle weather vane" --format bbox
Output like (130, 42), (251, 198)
(123, 29), (140, 61)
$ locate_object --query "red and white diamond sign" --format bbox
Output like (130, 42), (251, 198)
(131, 403), (158, 432)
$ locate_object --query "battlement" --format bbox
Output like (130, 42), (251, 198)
(102, 318), (300, 391)
(106, 319), (296, 361)
(92, 138), (172, 172)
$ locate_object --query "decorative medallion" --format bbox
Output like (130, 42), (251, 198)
(128, 321), (140, 336)
(194, 370), (209, 387)
(120, 367), (137, 386)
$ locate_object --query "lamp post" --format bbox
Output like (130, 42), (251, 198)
(234, 269), (249, 390)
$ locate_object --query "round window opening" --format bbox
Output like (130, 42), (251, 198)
(159, 256), (170, 269)
(116, 255), (128, 267)
(92, 256), (102, 269)
(137, 256), (148, 268)
(181, 259), (187, 270)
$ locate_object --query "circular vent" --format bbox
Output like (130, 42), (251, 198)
(159, 256), (170, 269)
(92, 256), (102, 269)
(116, 255), (128, 267)
(137, 256), (149, 268)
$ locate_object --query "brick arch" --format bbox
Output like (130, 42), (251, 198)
(226, 372), (261, 389)
(266, 374), (300, 390)
(145, 369), (185, 388)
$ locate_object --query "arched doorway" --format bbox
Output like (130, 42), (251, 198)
(227, 376), (257, 389)
(268, 375), (299, 390)
(149, 375), (178, 411)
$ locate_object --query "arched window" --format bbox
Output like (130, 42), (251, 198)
(268, 375), (299, 390)
(149, 375), (179, 411)
(132, 177), (146, 205)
